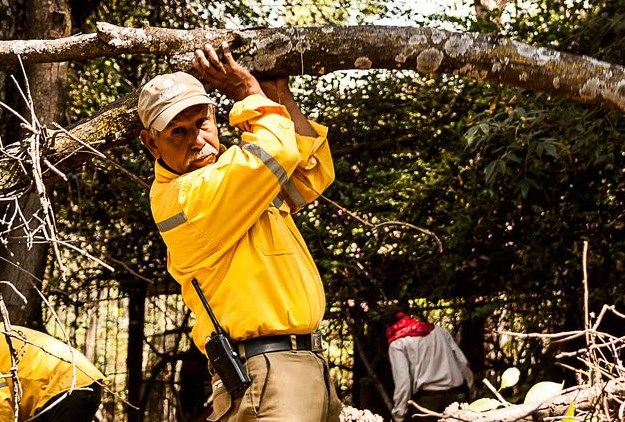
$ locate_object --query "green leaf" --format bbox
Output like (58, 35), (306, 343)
(464, 125), (481, 147)
(562, 401), (575, 422)
(468, 398), (503, 412)
(519, 179), (530, 198)
(500, 367), (520, 389)
(485, 160), (498, 183)
(523, 381), (564, 404)
(543, 142), (558, 158)
(464, 123), (490, 148)
(506, 152), (522, 164)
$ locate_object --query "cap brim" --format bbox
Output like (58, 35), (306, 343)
(151, 95), (214, 132)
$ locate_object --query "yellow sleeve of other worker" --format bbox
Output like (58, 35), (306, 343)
(1, 327), (105, 419)
(0, 387), (15, 421)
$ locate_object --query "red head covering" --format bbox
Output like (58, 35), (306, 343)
(385, 312), (434, 345)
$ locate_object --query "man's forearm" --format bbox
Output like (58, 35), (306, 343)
(279, 94), (317, 137)
(260, 79), (318, 137)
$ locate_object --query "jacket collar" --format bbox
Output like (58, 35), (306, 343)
(154, 159), (180, 183)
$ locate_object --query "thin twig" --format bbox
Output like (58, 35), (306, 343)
(319, 193), (443, 252)
(483, 378), (512, 407)
(106, 255), (153, 284)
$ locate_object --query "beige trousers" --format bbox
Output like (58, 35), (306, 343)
(208, 350), (341, 422)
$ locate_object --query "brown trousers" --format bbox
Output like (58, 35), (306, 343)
(410, 385), (468, 421)
(209, 350), (341, 422)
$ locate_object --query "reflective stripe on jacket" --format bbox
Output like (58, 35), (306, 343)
(0, 326), (105, 421)
(148, 94), (335, 349)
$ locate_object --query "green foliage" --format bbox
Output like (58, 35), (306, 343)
(468, 397), (503, 412)
(523, 380), (564, 404)
(500, 367), (520, 390)
(563, 401), (576, 421)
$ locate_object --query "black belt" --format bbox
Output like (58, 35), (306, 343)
(236, 332), (323, 360)
(418, 383), (467, 398)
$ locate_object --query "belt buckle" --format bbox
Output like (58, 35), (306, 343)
(311, 332), (322, 352)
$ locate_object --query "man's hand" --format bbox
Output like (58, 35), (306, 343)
(194, 45), (317, 137)
(192, 42), (265, 102)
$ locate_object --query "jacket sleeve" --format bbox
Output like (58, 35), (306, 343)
(279, 121), (335, 213)
(389, 342), (412, 421)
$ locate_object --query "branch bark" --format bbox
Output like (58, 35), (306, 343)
(442, 379), (625, 421)
(1, 23), (625, 112)
(2, 22), (625, 192)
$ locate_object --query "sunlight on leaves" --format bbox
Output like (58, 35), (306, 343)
(468, 398), (504, 412)
(523, 381), (564, 404)
(562, 401), (575, 422)
(500, 367), (520, 390)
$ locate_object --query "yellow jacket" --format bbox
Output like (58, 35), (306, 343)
(0, 326), (105, 421)
(149, 95), (335, 350)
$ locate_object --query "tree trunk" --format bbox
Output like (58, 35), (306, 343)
(25, 0), (71, 126)
(460, 310), (486, 383)
(352, 314), (394, 419)
(126, 279), (146, 422)
(0, 0), (70, 327)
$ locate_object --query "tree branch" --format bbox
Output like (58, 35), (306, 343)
(3, 23), (625, 193)
(0, 22), (225, 67)
(1, 23), (624, 112)
(442, 380), (625, 421)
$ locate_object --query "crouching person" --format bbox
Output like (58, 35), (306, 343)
(0, 325), (105, 421)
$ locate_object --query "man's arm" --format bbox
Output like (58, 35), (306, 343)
(443, 329), (475, 390)
(182, 43), (305, 252)
(259, 79), (335, 211)
(193, 41), (312, 138)
(388, 342), (412, 422)
(259, 78), (317, 137)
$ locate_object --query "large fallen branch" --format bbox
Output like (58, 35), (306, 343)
(1, 23), (624, 112)
(2, 22), (625, 193)
(442, 378), (625, 421)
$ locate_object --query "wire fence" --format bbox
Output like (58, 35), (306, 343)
(43, 277), (196, 421)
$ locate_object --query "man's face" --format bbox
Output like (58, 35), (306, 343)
(142, 104), (220, 174)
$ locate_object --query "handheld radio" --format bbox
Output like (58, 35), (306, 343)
(191, 278), (251, 396)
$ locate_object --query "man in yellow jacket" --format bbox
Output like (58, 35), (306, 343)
(0, 325), (105, 422)
(138, 41), (340, 421)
